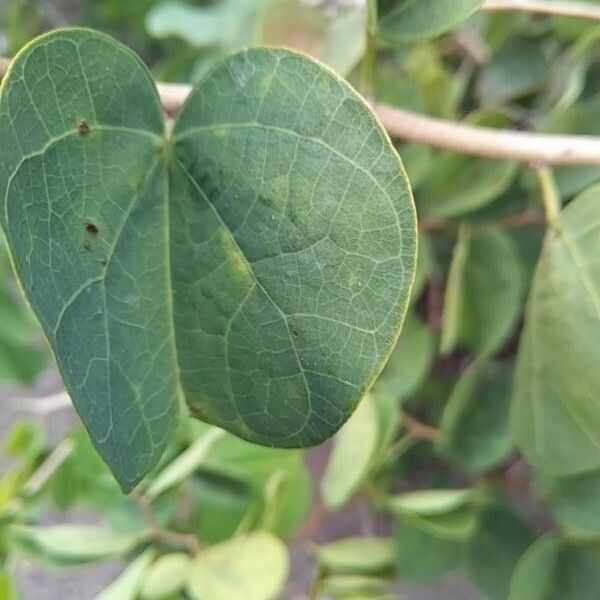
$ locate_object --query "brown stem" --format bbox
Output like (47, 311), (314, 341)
(483, 0), (600, 21)
(401, 413), (440, 442)
(131, 490), (201, 554)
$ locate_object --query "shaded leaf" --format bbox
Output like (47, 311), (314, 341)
(545, 469), (600, 539)
(438, 360), (514, 472)
(375, 311), (436, 400)
(395, 518), (463, 583)
(478, 38), (549, 105)
(509, 534), (600, 600)
(0, 30), (416, 490)
(465, 505), (534, 600)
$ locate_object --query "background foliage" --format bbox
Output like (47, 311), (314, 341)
(1, 0), (600, 599)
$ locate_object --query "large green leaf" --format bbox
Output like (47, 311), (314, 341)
(512, 186), (600, 476)
(0, 29), (416, 490)
(378, 0), (485, 43)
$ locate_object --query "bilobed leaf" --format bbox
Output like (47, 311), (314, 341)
(320, 393), (379, 509)
(314, 537), (395, 575)
(187, 531), (288, 600)
(438, 361), (514, 472)
(0, 29), (416, 490)
(512, 186), (600, 476)
(378, 0), (485, 43)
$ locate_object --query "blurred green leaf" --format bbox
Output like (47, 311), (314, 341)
(96, 550), (156, 600)
(378, 0), (485, 43)
(540, 95), (600, 198)
(199, 432), (310, 536)
(465, 505), (534, 600)
(388, 488), (472, 516)
(140, 552), (191, 599)
(509, 534), (600, 600)
(187, 531), (288, 600)
(395, 518), (463, 583)
(146, 428), (225, 500)
(441, 225), (471, 355)
(320, 574), (391, 599)
(545, 469), (600, 539)
(459, 228), (523, 356)
(321, 394), (379, 509)
(315, 537), (395, 575)
(513, 186), (600, 476)
(375, 311), (436, 401)
(0, 569), (17, 600)
(438, 360), (514, 472)
(478, 37), (549, 106)
(11, 524), (140, 566)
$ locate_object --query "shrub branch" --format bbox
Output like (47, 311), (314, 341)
(482, 0), (600, 21)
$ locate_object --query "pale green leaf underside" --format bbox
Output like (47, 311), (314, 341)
(512, 186), (600, 476)
(379, 0), (485, 43)
(0, 29), (416, 490)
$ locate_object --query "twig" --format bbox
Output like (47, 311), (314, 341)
(22, 439), (74, 496)
(131, 490), (201, 554)
(157, 83), (600, 165)
(372, 103), (600, 165)
(483, 0), (600, 21)
(420, 209), (544, 232)
(535, 165), (561, 225)
(401, 413), (440, 442)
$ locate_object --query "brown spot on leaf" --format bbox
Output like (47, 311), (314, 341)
(85, 222), (99, 235)
(77, 120), (90, 135)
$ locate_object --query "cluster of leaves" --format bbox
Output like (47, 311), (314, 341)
(0, 1), (600, 599)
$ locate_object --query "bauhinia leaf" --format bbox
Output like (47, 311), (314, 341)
(0, 29), (416, 490)
(512, 186), (600, 476)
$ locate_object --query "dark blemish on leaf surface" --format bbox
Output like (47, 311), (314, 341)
(85, 223), (99, 235)
(77, 120), (90, 135)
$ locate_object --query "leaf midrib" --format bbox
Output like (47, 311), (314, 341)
(173, 155), (314, 438)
